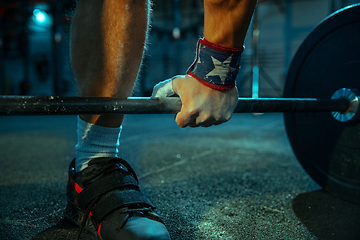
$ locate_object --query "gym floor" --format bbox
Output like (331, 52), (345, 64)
(0, 113), (359, 240)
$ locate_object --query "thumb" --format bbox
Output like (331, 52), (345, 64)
(151, 76), (180, 99)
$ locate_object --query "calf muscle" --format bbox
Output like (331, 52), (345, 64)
(70, 0), (151, 126)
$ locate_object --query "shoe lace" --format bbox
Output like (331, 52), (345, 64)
(76, 158), (139, 240)
(77, 196), (100, 240)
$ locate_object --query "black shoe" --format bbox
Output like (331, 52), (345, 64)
(64, 157), (171, 240)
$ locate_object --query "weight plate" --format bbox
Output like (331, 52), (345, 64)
(284, 4), (360, 204)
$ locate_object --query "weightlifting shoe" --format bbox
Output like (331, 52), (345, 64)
(64, 157), (170, 240)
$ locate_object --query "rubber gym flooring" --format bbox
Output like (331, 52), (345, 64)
(0, 113), (359, 239)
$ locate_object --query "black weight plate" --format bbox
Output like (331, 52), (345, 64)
(284, 4), (360, 204)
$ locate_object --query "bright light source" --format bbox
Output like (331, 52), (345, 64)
(29, 5), (52, 32)
(33, 9), (46, 23)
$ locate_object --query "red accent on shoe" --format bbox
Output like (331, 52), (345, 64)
(68, 173), (84, 194)
(98, 222), (102, 239)
(89, 202), (98, 218)
(188, 72), (236, 90)
(199, 38), (245, 54)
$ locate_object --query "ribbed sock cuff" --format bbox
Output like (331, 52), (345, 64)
(75, 117), (122, 172)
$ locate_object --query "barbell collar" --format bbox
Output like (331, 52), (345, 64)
(331, 88), (360, 122)
(0, 95), (350, 116)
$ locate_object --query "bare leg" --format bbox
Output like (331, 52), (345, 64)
(67, 2), (170, 239)
(70, 0), (151, 127)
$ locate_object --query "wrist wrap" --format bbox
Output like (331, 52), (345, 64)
(187, 38), (244, 90)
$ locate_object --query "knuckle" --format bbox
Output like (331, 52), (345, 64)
(224, 112), (232, 121)
(197, 112), (211, 123)
(213, 113), (222, 122)
(188, 107), (200, 117)
(175, 118), (187, 128)
(200, 112), (212, 121)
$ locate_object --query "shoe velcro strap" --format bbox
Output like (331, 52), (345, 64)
(78, 171), (139, 209)
(91, 189), (154, 223)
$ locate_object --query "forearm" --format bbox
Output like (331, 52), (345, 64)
(204, 0), (257, 48)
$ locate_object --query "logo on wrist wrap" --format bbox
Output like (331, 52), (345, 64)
(187, 38), (244, 90)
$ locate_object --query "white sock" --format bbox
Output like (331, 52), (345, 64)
(75, 116), (122, 172)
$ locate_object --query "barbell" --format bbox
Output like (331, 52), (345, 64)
(1, 4), (360, 204)
(0, 88), (358, 121)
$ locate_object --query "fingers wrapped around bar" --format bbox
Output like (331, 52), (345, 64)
(152, 75), (238, 128)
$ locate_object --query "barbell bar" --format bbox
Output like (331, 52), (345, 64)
(0, 88), (358, 122)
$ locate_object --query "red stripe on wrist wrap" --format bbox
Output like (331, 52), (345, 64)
(187, 38), (244, 90)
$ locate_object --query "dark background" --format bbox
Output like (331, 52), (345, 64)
(1, 0), (360, 239)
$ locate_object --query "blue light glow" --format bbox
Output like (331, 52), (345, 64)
(33, 9), (47, 24)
